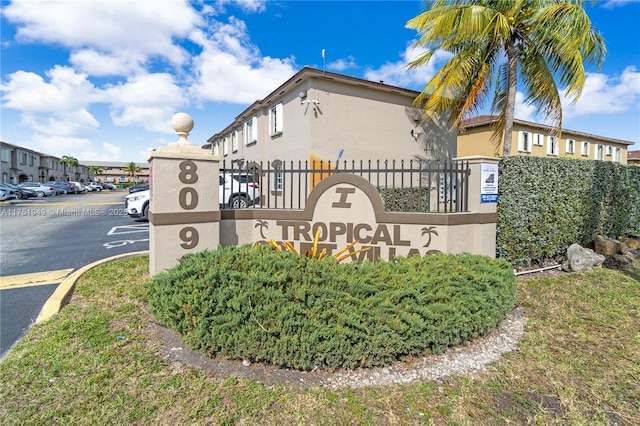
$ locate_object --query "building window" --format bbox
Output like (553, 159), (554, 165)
(212, 142), (220, 156)
(20, 152), (27, 165)
(269, 103), (283, 136)
(612, 147), (622, 163)
(273, 162), (283, 191)
(533, 133), (544, 146)
(1, 148), (9, 162)
(605, 145), (613, 156)
(595, 144), (605, 160)
(2, 172), (7, 182)
(223, 138), (228, 156)
(518, 131), (532, 153)
(29, 155), (36, 167)
(120, 174), (126, 182)
(566, 139), (575, 154)
(244, 117), (257, 145)
(581, 142), (590, 156)
(231, 132), (238, 153)
(547, 136), (559, 156)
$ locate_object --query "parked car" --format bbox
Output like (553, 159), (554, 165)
(0, 188), (11, 201)
(17, 182), (55, 197)
(53, 181), (75, 193)
(68, 182), (87, 193)
(125, 173), (261, 221)
(85, 182), (103, 192)
(219, 172), (261, 208)
(102, 183), (117, 190)
(125, 189), (149, 221)
(0, 182), (36, 199)
(128, 183), (149, 193)
(50, 183), (70, 195)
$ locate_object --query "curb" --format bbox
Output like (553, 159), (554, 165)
(36, 250), (150, 324)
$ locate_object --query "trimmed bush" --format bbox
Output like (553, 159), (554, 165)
(147, 245), (516, 371)
(498, 156), (640, 266)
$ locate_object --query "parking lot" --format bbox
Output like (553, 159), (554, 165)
(0, 189), (149, 358)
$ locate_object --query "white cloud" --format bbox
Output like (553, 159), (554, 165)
(28, 134), (95, 159)
(602, 0), (632, 9)
(100, 73), (186, 133)
(188, 19), (297, 104)
(216, 0), (267, 14)
(364, 44), (453, 89)
(3, 0), (201, 76)
(1, 66), (97, 112)
(70, 50), (145, 77)
(327, 56), (357, 72)
(1, 66), (101, 136)
(513, 92), (538, 123)
(79, 142), (123, 162)
(562, 66), (640, 118)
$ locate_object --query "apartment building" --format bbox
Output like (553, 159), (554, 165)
(458, 115), (634, 163)
(206, 67), (458, 168)
(0, 141), (89, 183)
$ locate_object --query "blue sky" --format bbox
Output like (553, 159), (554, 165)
(1, 0), (638, 163)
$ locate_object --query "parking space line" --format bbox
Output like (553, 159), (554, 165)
(0, 268), (75, 290)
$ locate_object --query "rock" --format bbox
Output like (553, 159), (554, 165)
(604, 253), (636, 271)
(619, 236), (640, 250)
(594, 235), (622, 256)
(562, 244), (605, 272)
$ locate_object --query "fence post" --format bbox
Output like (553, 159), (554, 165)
(147, 112), (221, 276)
(454, 155), (499, 257)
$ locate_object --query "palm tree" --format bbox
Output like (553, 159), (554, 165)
(124, 162), (140, 182)
(406, 0), (606, 156)
(59, 155), (79, 180)
(88, 166), (104, 182)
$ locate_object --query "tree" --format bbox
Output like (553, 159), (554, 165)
(88, 166), (104, 182)
(59, 155), (79, 180)
(406, 0), (606, 156)
(124, 162), (140, 182)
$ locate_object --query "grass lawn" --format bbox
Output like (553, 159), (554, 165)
(0, 256), (638, 425)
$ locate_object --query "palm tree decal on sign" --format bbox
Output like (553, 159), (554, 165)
(421, 226), (438, 248)
(255, 220), (269, 239)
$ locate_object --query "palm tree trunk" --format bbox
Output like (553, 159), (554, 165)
(503, 40), (518, 157)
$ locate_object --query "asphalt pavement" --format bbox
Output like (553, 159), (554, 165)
(0, 190), (149, 358)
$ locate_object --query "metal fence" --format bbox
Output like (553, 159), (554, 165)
(220, 159), (470, 213)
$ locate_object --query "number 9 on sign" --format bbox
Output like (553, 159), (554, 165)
(179, 227), (199, 249)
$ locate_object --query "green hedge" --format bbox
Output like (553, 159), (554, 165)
(378, 187), (433, 212)
(497, 156), (640, 266)
(147, 244), (515, 371)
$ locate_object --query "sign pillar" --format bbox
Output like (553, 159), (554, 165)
(148, 112), (221, 276)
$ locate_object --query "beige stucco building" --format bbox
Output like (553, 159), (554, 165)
(458, 115), (634, 164)
(81, 161), (150, 184)
(207, 67), (457, 168)
(0, 141), (90, 183)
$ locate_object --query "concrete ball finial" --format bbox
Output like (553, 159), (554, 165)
(171, 112), (194, 136)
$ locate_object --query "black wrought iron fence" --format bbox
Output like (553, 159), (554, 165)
(220, 159), (470, 213)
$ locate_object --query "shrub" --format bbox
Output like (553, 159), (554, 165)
(498, 156), (640, 266)
(147, 245), (516, 371)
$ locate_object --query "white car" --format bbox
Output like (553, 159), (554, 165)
(17, 182), (55, 197)
(125, 190), (150, 221)
(124, 173), (261, 220)
(85, 182), (103, 192)
(219, 172), (261, 208)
